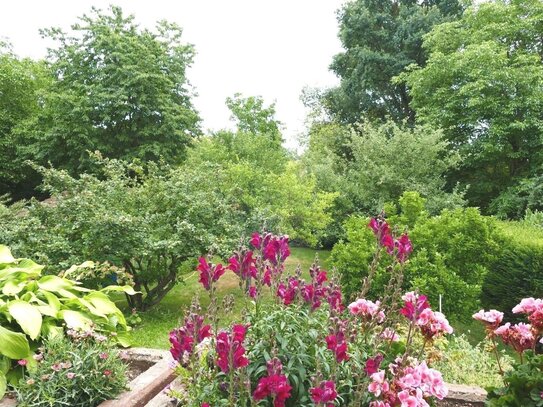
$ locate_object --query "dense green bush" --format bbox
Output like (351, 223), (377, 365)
(0, 157), (242, 311)
(15, 333), (127, 407)
(331, 192), (500, 321)
(481, 222), (543, 319)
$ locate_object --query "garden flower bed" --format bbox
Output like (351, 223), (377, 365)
(0, 348), (173, 407)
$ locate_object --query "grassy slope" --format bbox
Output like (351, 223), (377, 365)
(123, 247), (331, 349)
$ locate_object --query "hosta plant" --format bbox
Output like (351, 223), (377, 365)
(474, 299), (543, 406)
(167, 216), (454, 406)
(0, 245), (133, 398)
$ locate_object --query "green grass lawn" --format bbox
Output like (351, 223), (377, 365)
(122, 247), (332, 349)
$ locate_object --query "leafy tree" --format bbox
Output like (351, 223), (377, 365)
(303, 120), (464, 229)
(324, 0), (464, 124)
(186, 96), (336, 246)
(16, 6), (200, 183)
(0, 44), (49, 199)
(399, 0), (543, 211)
(225, 94), (282, 143)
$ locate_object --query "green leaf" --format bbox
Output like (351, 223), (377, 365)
(115, 331), (132, 347)
(0, 357), (9, 374)
(0, 372), (6, 400)
(2, 280), (24, 296)
(7, 300), (43, 340)
(0, 325), (30, 359)
(37, 275), (74, 292)
(59, 310), (92, 330)
(85, 291), (121, 315)
(0, 246), (15, 264)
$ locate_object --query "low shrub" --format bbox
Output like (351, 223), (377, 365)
(15, 332), (128, 407)
(331, 193), (500, 321)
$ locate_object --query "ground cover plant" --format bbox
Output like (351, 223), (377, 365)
(15, 330), (128, 407)
(166, 218), (455, 406)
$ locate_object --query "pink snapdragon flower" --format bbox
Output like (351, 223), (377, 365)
(395, 234), (413, 263)
(397, 389), (428, 407)
(396, 361), (448, 402)
(368, 370), (390, 397)
(263, 235), (291, 265)
(310, 380), (338, 406)
(380, 328), (400, 342)
(197, 257), (225, 291)
(228, 250), (257, 280)
(327, 284), (345, 313)
(169, 313), (212, 363)
(216, 324), (249, 373)
(277, 277), (301, 305)
(365, 354), (384, 376)
(253, 358), (292, 407)
(348, 298), (385, 322)
(401, 292), (429, 321)
(512, 298), (543, 315)
(325, 331), (349, 363)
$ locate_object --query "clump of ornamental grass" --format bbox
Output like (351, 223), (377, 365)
(16, 330), (128, 407)
(167, 216), (455, 406)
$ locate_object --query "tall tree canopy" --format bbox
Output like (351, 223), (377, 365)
(16, 6), (200, 183)
(0, 44), (50, 199)
(399, 0), (543, 212)
(324, 0), (464, 124)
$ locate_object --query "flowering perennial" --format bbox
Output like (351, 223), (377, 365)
(168, 226), (456, 407)
(348, 298), (385, 323)
(253, 358), (292, 407)
(215, 324), (249, 373)
(310, 380), (338, 406)
(169, 313), (212, 363)
(197, 257), (225, 291)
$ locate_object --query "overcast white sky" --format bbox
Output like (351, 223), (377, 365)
(1, 1), (346, 150)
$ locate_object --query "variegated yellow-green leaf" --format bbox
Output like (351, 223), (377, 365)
(0, 372), (6, 400)
(60, 310), (92, 330)
(7, 300), (43, 340)
(0, 246), (15, 264)
(101, 285), (137, 295)
(0, 325), (30, 359)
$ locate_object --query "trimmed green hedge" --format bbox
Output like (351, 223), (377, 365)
(481, 222), (543, 319)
